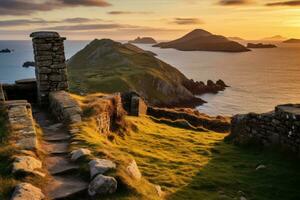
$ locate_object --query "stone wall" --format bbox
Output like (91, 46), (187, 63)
(5, 100), (38, 150)
(121, 92), (147, 116)
(49, 91), (82, 124)
(230, 104), (300, 155)
(147, 107), (230, 132)
(31, 32), (68, 106)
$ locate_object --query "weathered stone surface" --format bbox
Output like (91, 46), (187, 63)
(229, 104), (300, 156)
(126, 159), (142, 180)
(70, 148), (91, 161)
(88, 174), (117, 196)
(89, 159), (116, 178)
(11, 183), (45, 200)
(49, 91), (82, 123)
(12, 156), (44, 177)
(30, 31), (60, 38)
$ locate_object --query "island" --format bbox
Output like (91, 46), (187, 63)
(263, 35), (286, 41)
(67, 39), (228, 107)
(0, 48), (11, 53)
(129, 37), (157, 44)
(283, 38), (300, 43)
(153, 29), (250, 52)
(22, 61), (35, 68)
(247, 43), (277, 48)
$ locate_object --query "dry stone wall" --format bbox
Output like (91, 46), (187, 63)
(230, 104), (300, 155)
(49, 91), (82, 123)
(31, 32), (68, 106)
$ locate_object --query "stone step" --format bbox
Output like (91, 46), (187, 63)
(45, 176), (88, 200)
(44, 156), (79, 175)
(43, 133), (71, 142)
(43, 141), (69, 155)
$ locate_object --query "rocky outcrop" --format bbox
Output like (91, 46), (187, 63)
(88, 174), (118, 196)
(229, 104), (300, 156)
(247, 43), (277, 48)
(12, 156), (45, 177)
(183, 79), (228, 95)
(0, 48), (11, 53)
(49, 91), (82, 123)
(129, 37), (157, 44)
(11, 183), (45, 200)
(154, 29), (250, 52)
(126, 159), (142, 180)
(22, 61), (35, 68)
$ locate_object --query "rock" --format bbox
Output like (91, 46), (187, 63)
(256, 164), (266, 170)
(247, 43), (277, 48)
(12, 156), (43, 176)
(155, 185), (163, 197)
(11, 183), (45, 200)
(70, 148), (91, 161)
(88, 174), (117, 196)
(0, 48), (11, 53)
(45, 123), (63, 131)
(240, 196), (247, 200)
(216, 79), (228, 87)
(89, 159), (116, 178)
(126, 159), (142, 180)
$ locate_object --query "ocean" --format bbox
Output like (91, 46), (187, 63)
(1, 40), (300, 116)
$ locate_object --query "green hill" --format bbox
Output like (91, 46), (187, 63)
(67, 39), (203, 106)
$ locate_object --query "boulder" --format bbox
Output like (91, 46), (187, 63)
(12, 156), (44, 177)
(89, 159), (116, 178)
(126, 159), (142, 180)
(88, 174), (117, 196)
(11, 183), (45, 200)
(70, 148), (91, 161)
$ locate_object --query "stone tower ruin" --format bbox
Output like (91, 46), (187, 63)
(30, 32), (69, 106)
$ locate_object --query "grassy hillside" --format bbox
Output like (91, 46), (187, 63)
(67, 39), (199, 106)
(69, 94), (300, 200)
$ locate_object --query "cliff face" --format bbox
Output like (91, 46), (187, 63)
(154, 29), (250, 52)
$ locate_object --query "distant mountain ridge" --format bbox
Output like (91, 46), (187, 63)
(263, 35), (286, 41)
(154, 29), (250, 52)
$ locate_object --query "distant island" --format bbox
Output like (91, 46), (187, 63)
(153, 29), (250, 52)
(67, 39), (228, 107)
(0, 48), (12, 53)
(283, 38), (300, 43)
(263, 35), (286, 41)
(228, 37), (245, 41)
(129, 37), (157, 44)
(22, 61), (35, 68)
(247, 43), (277, 48)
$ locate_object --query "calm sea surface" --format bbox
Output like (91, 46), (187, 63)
(1, 40), (300, 116)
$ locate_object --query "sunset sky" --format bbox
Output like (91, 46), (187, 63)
(0, 0), (300, 40)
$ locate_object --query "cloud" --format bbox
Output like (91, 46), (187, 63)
(107, 11), (153, 15)
(0, 18), (103, 27)
(43, 23), (139, 31)
(265, 0), (300, 6)
(0, 0), (111, 16)
(219, 0), (251, 5)
(172, 18), (203, 25)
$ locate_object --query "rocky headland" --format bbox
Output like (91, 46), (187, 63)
(153, 29), (250, 52)
(129, 36), (157, 44)
(67, 39), (227, 108)
(247, 43), (277, 48)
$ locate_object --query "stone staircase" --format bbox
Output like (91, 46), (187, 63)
(33, 108), (88, 199)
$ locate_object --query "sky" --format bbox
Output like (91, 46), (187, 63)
(0, 0), (300, 40)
